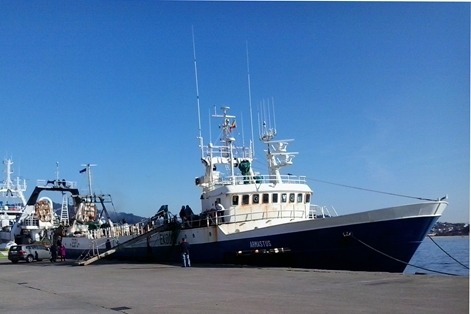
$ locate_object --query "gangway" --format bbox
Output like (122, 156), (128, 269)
(75, 222), (179, 266)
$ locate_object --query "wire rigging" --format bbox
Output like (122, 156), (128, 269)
(306, 177), (440, 202)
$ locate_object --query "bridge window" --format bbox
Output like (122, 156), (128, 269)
(232, 195), (239, 205)
(297, 193), (303, 203)
(289, 193), (295, 203)
(272, 193), (278, 203)
(262, 194), (269, 203)
(253, 194), (259, 204)
(281, 193), (287, 203)
(242, 195), (250, 205)
(306, 193), (311, 203)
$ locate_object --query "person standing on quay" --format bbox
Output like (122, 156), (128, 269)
(60, 245), (66, 262)
(50, 243), (57, 263)
(180, 238), (191, 267)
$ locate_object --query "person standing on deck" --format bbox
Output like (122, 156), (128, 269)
(180, 238), (191, 267)
(215, 200), (225, 223)
(179, 206), (186, 226)
(184, 205), (194, 227)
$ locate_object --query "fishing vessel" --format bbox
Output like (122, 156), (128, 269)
(3, 163), (120, 247)
(4, 106), (448, 272)
(3, 48), (448, 271)
(0, 159), (27, 248)
(46, 104), (446, 273)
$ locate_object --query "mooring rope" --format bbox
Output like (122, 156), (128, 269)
(347, 232), (461, 276)
(427, 235), (469, 269)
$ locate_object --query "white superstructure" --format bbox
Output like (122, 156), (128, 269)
(0, 159), (26, 232)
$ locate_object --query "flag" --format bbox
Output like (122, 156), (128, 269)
(229, 120), (236, 133)
(79, 168), (86, 173)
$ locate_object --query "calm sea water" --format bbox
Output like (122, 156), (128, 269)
(404, 236), (469, 276)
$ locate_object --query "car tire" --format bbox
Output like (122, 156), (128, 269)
(26, 255), (34, 263)
(11, 260), (18, 264)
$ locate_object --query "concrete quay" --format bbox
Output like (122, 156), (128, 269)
(0, 259), (468, 314)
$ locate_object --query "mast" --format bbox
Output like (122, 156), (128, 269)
(214, 107), (236, 181)
(259, 103), (297, 184)
(192, 26), (204, 159)
(80, 164), (97, 196)
(55, 162), (59, 184)
(246, 42), (255, 158)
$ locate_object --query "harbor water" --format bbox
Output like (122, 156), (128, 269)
(404, 236), (469, 276)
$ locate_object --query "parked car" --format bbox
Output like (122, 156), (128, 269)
(8, 244), (51, 263)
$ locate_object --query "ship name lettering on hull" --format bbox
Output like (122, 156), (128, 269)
(70, 238), (79, 248)
(159, 233), (171, 245)
(249, 240), (272, 248)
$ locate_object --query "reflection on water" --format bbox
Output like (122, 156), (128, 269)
(404, 236), (469, 276)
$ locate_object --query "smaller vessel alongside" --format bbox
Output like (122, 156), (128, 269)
(3, 163), (119, 247)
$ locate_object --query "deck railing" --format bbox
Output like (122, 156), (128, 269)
(73, 206), (317, 240)
(36, 180), (77, 188)
(214, 174), (307, 185)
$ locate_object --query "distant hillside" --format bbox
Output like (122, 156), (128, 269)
(52, 202), (146, 224)
(431, 222), (469, 236)
(108, 211), (146, 224)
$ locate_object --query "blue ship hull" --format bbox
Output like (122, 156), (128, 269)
(68, 215), (439, 273)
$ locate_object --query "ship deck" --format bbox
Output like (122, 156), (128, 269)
(0, 259), (467, 314)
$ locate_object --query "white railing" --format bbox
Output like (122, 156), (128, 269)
(202, 146), (252, 160)
(215, 174), (307, 185)
(36, 180), (77, 188)
(193, 205), (313, 227)
(71, 206), (317, 240)
(310, 205), (338, 219)
(22, 217), (39, 227)
(75, 219), (165, 240)
(221, 207), (308, 224)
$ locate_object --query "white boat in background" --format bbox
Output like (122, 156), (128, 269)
(0, 159), (27, 244)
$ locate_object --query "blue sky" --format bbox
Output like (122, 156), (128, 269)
(0, 2), (469, 223)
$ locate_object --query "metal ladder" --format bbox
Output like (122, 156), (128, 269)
(59, 193), (69, 225)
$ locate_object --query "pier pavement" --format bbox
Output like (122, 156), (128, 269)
(0, 258), (468, 314)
